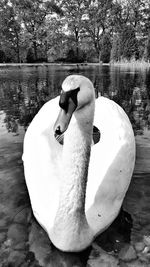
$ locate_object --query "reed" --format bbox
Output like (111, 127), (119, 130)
(111, 58), (150, 69)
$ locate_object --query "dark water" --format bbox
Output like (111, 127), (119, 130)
(0, 64), (150, 266)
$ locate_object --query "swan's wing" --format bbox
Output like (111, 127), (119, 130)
(23, 96), (62, 232)
(86, 97), (135, 234)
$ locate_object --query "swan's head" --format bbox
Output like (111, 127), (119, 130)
(54, 75), (95, 135)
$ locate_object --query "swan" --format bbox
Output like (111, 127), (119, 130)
(23, 74), (135, 252)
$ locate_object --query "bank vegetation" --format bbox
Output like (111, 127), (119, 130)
(1, 0), (150, 64)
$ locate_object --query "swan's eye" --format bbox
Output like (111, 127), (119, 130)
(59, 88), (80, 112)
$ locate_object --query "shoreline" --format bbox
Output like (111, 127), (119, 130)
(110, 60), (150, 68)
(0, 61), (150, 68)
(0, 62), (102, 67)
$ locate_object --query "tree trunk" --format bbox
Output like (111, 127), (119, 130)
(15, 31), (21, 63)
(94, 41), (100, 61)
(33, 40), (38, 61)
(45, 39), (48, 62)
(75, 28), (79, 60)
(76, 41), (79, 60)
(16, 45), (20, 63)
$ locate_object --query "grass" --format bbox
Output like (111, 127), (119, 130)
(110, 59), (150, 69)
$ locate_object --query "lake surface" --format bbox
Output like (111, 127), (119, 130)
(0, 64), (150, 266)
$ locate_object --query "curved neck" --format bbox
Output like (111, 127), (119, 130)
(61, 116), (93, 213)
(59, 103), (94, 213)
(51, 103), (95, 250)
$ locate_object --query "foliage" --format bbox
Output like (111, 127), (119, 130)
(0, 0), (23, 62)
(26, 47), (35, 63)
(83, 0), (113, 59)
(64, 48), (86, 63)
(111, 34), (121, 62)
(61, 0), (86, 60)
(100, 34), (112, 63)
(120, 25), (139, 60)
(17, 0), (62, 61)
(46, 16), (66, 62)
(111, 25), (139, 62)
(0, 50), (6, 63)
(144, 34), (150, 61)
(0, 0), (150, 63)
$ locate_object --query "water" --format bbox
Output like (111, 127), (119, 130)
(0, 64), (150, 266)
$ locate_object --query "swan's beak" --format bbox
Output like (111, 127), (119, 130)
(54, 98), (77, 135)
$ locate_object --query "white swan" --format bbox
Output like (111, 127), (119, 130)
(23, 75), (135, 252)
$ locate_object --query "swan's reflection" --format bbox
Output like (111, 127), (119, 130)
(29, 208), (132, 267)
(29, 214), (92, 266)
(46, 245), (91, 267)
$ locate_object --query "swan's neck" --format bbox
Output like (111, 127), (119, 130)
(51, 104), (94, 251)
(61, 116), (92, 213)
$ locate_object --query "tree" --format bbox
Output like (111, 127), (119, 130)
(0, 0), (150, 63)
(0, 49), (6, 63)
(0, 0), (23, 62)
(46, 16), (66, 62)
(61, 0), (86, 60)
(110, 1), (129, 33)
(127, 0), (145, 30)
(120, 25), (139, 60)
(83, 0), (113, 61)
(144, 34), (150, 61)
(15, 0), (63, 61)
(26, 47), (35, 63)
(140, 0), (150, 37)
(110, 34), (121, 61)
(100, 33), (111, 63)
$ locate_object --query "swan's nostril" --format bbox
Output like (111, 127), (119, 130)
(54, 125), (64, 144)
(55, 126), (62, 135)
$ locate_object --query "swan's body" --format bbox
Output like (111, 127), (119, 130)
(23, 75), (135, 252)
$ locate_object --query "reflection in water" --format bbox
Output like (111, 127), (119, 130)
(21, 208), (132, 266)
(0, 65), (150, 266)
(48, 246), (91, 267)
(4, 115), (19, 135)
(0, 65), (150, 136)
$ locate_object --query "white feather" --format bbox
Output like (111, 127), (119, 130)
(23, 75), (135, 252)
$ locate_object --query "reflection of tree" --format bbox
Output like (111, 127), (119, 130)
(128, 86), (150, 135)
(109, 67), (150, 135)
(0, 67), (62, 133)
(1, 66), (150, 136)
(4, 115), (19, 135)
(94, 66), (111, 97)
(92, 66), (150, 136)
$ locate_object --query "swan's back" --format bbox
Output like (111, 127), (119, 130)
(86, 97), (135, 234)
(23, 96), (62, 231)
